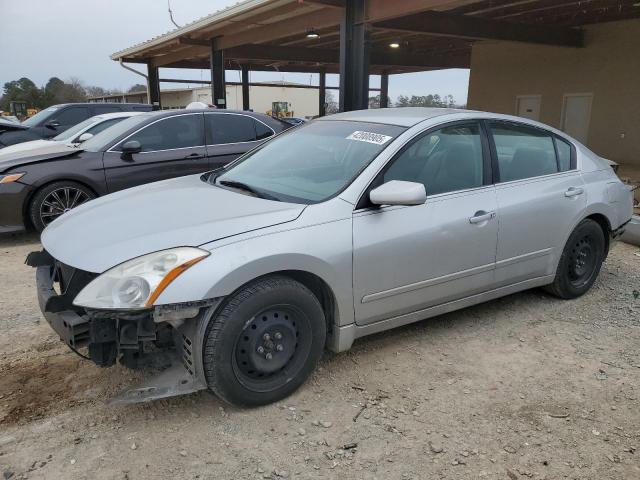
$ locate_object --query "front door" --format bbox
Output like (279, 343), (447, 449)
(353, 121), (499, 325)
(102, 113), (208, 192)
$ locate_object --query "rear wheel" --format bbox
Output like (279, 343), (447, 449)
(29, 181), (95, 232)
(203, 276), (326, 407)
(545, 219), (606, 299)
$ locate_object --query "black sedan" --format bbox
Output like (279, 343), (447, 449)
(0, 103), (152, 148)
(0, 109), (289, 233)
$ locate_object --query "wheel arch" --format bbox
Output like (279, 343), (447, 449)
(23, 178), (100, 228)
(584, 212), (611, 256)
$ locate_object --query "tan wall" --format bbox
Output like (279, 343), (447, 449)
(160, 85), (319, 118)
(467, 18), (640, 167)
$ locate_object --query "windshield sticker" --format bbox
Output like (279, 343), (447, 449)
(346, 131), (393, 145)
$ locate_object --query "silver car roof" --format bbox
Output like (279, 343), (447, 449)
(317, 107), (473, 127)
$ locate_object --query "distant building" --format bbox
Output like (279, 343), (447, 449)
(88, 81), (321, 118)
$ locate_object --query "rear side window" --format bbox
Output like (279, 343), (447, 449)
(93, 105), (121, 115)
(55, 107), (90, 126)
(555, 137), (572, 172)
(85, 118), (123, 136)
(116, 114), (204, 152)
(490, 122), (558, 182)
(206, 114), (256, 144)
(254, 120), (274, 140)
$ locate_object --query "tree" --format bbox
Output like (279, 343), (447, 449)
(324, 90), (339, 115)
(368, 94), (381, 109)
(394, 94), (458, 108)
(128, 83), (147, 93)
(1, 77), (45, 110)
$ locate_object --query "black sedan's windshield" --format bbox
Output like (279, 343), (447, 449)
(215, 120), (405, 203)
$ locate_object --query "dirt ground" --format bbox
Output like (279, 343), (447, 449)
(0, 233), (639, 480)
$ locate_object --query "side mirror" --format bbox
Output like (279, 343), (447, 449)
(77, 132), (93, 143)
(121, 140), (142, 154)
(370, 180), (427, 206)
(45, 120), (60, 129)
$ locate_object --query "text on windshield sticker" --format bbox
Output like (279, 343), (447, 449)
(346, 131), (393, 145)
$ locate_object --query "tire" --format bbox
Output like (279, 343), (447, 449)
(29, 181), (96, 232)
(545, 219), (606, 299)
(203, 276), (326, 407)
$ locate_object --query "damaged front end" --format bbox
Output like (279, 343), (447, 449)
(27, 250), (221, 403)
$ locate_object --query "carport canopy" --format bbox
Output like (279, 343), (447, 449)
(110, 0), (638, 113)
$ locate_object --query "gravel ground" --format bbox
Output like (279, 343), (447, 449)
(0, 233), (639, 480)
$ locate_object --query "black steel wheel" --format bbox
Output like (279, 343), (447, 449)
(545, 219), (606, 299)
(203, 276), (326, 407)
(30, 181), (95, 232)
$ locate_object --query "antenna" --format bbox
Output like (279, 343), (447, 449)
(167, 0), (181, 28)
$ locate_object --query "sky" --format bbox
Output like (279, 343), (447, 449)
(0, 0), (470, 104)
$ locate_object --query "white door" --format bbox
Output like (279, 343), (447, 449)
(516, 95), (541, 121)
(561, 94), (592, 144)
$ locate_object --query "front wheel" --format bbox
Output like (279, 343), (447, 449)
(203, 276), (326, 407)
(545, 219), (606, 299)
(29, 181), (96, 232)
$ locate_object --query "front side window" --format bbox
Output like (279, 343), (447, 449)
(206, 114), (257, 145)
(490, 122), (558, 182)
(383, 122), (485, 196)
(54, 107), (90, 126)
(214, 120), (405, 203)
(117, 114), (204, 152)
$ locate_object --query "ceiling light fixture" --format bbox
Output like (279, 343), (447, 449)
(389, 42), (400, 49)
(306, 29), (320, 39)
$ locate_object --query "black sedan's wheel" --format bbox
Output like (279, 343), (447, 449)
(203, 276), (326, 407)
(29, 181), (95, 232)
(545, 219), (606, 299)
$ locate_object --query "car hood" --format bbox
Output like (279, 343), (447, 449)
(41, 174), (306, 273)
(0, 121), (28, 132)
(0, 143), (80, 172)
(0, 139), (55, 156)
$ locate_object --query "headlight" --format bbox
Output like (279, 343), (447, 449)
(73, 247), (209, 310)
(0, 173), (25, 184)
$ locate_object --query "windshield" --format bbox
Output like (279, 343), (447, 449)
(22, 106), (60, 126)
(215, 120), (406, 203)
(81, 114), (152, 152)
(52, 117), (98, 142)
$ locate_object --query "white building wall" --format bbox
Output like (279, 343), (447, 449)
(160, 85), (319, 118)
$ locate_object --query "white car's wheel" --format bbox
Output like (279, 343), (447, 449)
(202, 276), (326, 407)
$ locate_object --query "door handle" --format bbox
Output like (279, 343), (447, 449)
(469, 210), (496, 224)
(184, 153), (204, 160)
(564, 187), (584, 198)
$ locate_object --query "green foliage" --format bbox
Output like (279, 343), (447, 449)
(128, 83), (147, 93)
(395, 94), (457, 108)
(0, 77), (142, 111)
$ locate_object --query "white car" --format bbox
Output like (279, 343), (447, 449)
(0, 112), (144, 155)
(31, 108), (632, 407)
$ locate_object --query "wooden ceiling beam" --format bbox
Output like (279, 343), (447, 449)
(373, 10), (584, 47)
(216, 8), (342, 50)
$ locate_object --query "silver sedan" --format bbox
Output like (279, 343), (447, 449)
(31, 108), (633, 407)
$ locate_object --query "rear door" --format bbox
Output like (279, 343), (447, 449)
(102, 113), (208, 192)
(488, 120), (586, 286)
(204, 113), (273, 169)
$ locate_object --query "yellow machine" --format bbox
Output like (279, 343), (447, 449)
(267, 101), (293, 118)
